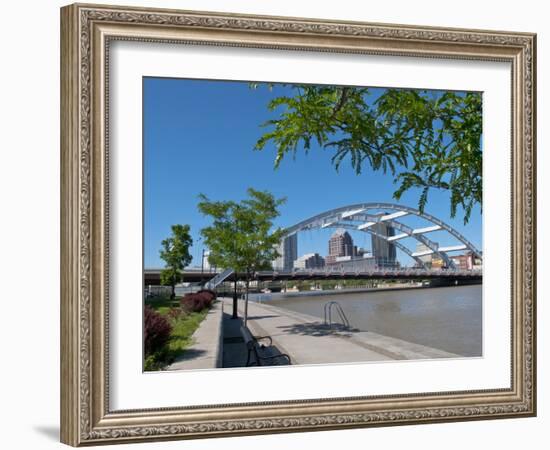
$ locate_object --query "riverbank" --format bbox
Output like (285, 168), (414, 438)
(221, 297), (459, 366)
(267, 284), (482, 357)
(252, 283), (428, 301)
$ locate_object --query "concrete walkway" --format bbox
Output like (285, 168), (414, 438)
(221, 309), (249, 368)
(167, 300), (224, 371)
(221, 298), (458, 366)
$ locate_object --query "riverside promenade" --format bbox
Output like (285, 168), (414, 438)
(220, 297), (458, 366)
(167, 300), (224, 371)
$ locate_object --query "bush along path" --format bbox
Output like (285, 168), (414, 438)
(144, 289), (217, 371)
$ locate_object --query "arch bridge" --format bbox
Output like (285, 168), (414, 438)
(278, 202), (482, 271)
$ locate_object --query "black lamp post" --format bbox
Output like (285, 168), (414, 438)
(232, 277), (238, 319)
(200, 248), (205, 286)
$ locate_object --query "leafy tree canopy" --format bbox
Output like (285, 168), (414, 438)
(159, 267), (180, 290)
(197, 188), (286, 275)
(254, 85), (482, 223)
(159, 224), (193, 296)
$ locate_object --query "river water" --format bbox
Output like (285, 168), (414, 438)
(266, 285), (482, 357)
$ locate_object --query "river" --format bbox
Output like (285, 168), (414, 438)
(264, 285), (482, 357)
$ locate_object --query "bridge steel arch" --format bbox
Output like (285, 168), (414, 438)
(346, 215), (453, 267)
(330, 223), (428, 268)
(282, 202), (482, 270)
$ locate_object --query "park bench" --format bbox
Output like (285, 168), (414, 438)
(240, 326), (291, 367)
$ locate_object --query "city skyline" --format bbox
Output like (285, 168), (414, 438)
(144, 77), (482, 268)
(290, 229), (478, 269)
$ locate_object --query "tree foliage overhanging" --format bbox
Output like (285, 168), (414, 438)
(254, 86), (482, 223)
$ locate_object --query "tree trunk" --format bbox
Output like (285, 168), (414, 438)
(232, 279), (238, 319)
(244, 274), (250, 326)
(171, 284), (175, 300)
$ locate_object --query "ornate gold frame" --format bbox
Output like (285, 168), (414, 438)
(60, 3), (536, 446)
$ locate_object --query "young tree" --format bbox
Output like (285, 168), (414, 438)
(198, 188), (286, 324)
(159, 224), (193, 299)
(254, 86), (482, 223)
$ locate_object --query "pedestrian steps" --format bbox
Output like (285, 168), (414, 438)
(204, 268), (234, 289)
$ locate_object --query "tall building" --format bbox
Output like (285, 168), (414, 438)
(273, 234), (298, 271)
(371, 222), (397, 268)
(329, 255), (376, 272)
(450, 252), (474, 270)
(202, 250), (211, 271)
(415, 242), (448, 268)
(415, 242), (433, 265)
(293, 253), (325, 270)
(326, 229), (355, 264)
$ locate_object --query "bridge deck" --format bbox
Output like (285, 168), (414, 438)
(144, 269), (482, 286)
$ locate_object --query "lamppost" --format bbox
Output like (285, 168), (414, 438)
(230, 239), (239, 319)
(232, 275), (238, 319)
(200, 248), (206, 286)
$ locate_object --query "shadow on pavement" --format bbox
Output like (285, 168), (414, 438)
(276, 321), (361, 337)
(246, 314), (280, 320)
(170, 348), (207, 363)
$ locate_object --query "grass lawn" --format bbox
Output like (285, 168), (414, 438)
(145, 295), (180, 314)
(145, 296), (211, 370)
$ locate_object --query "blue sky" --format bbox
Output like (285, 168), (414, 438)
(143, 78), (482, 268)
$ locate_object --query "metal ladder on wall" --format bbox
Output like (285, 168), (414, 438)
(323, 301), (351, 329)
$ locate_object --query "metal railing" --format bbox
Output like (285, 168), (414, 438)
(264, 266), (482, 278)
(204, 268), (234, 289)
(323, 301), (350, 329)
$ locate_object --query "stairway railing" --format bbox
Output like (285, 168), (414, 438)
(204, 268), (234, 289)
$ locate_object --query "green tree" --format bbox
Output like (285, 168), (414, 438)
(254, 86), (482, 223)
(198, 188), (286, 324)
(159, 224), (193, 299)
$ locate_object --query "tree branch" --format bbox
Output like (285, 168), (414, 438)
(329, 87), (350, 121)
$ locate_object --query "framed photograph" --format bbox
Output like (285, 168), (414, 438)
(60, 3), (536, 446)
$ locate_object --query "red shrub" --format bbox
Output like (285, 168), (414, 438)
(180, 290), (215, 312)
(144, 306), (172, 356)
(180, 295), (196, 312)
(197, 289), (216, 300)
(167, 307), (184, 320)
(180, 295), (202, 312)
